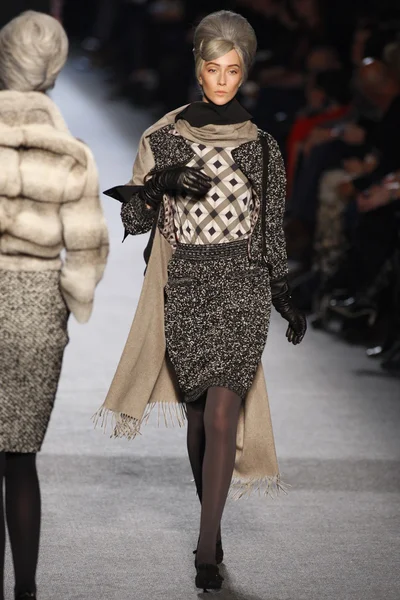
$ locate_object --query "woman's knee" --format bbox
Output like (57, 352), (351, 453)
(206, 414), (233, 437)
(204, 391), (241, 436)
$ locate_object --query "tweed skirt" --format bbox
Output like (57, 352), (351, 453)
(164, 240), (271, 403)
(0, 270), (69, 453)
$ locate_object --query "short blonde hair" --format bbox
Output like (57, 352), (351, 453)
(0, 11), (68, 92)
(194, 11), (257, 84)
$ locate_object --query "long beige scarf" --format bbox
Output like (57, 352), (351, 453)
(94, 108), (287, 499)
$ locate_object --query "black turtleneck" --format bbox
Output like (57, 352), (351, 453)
(175, 96), (253, 128)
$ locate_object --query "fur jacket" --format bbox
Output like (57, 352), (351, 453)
(0, 91), (109, 323)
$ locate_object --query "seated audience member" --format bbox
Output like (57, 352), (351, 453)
(336, 59), (400, 202)
(320, 59), (400, 322)
(286, 69), (351, 196)
(286, 58), (400, 264)
(326, 169), (400, 336)
(284, 127), (370, 264)
(312, 153), (378, 281)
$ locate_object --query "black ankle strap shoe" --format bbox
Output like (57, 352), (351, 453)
(195, 563), (224, 592)
(193, 538), (224, 565)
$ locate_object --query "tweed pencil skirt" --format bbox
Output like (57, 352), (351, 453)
(164, 240), (271, 403)
(0, 270), (69, 453)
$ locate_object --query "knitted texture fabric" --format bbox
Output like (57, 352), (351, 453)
(0, 270), (69, 453)
(165, 241), (271, 402)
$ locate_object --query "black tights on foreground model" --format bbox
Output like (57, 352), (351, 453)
(0, 453), (40, 600)
(188, 388), (241, 566)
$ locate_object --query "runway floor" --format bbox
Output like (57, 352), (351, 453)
(4, 62), (400, 600)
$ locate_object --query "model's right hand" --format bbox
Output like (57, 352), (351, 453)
(169, 166), (212, 197)
(139, 166), (212, 209)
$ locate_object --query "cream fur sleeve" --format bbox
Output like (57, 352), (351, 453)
(60, 145), (109, 323)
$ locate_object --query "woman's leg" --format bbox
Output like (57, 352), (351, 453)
(5, 453), (41, 597)
(195, 387), (242, 565)
(186, 394), (222, 544)
(186, 393), (207, 502)
(0, 452), (6, 600)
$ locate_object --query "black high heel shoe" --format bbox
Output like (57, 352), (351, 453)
(15, 593), (36, 600)
(193, 539), (224, 565)
(195, 563), (224, 591)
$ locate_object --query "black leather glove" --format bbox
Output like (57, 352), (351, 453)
(139, 166), (212, 209)
(270, 277), (307, 345)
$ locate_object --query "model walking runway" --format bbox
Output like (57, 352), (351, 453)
(2, 33), (399, 600)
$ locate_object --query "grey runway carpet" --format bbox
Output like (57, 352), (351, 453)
(4, 62), (400, 600)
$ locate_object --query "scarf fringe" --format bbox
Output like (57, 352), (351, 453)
(92, 405), (289, 500)
(228, 475), (290, 500)
(92, 401), (187, 440)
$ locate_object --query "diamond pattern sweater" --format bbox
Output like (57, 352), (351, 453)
(172, 142), (253, 244)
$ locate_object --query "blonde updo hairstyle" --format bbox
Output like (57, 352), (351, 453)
(194, 11), (257, 86)
(0, 11), (68, 92)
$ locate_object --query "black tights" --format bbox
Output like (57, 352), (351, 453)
(186, 386), (242, 565)
(0, 452), (41, 600)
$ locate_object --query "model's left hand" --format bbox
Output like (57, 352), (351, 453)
(284, 313), (307, 345)
(270, 277), (307, 345)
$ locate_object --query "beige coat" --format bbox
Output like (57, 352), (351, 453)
(0, 91), (109, 322)
(95, 108), (286, 498)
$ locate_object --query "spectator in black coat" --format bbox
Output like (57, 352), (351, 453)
(327, 61), (400, 328)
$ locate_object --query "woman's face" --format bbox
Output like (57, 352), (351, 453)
(199, 49), (243, 105)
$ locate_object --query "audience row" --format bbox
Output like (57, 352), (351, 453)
(67, 0), (400, 373)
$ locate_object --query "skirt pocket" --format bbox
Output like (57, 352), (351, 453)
(227, 265), (269, 284)
(165, 276), (198, 288)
